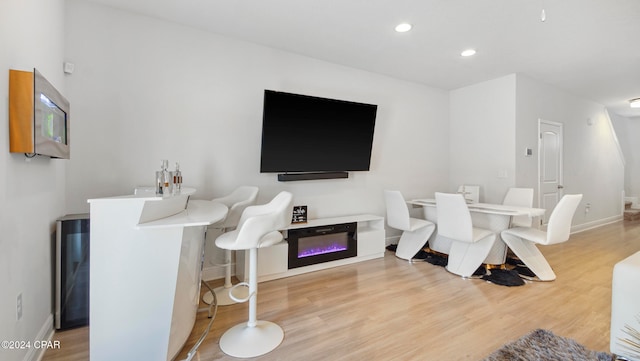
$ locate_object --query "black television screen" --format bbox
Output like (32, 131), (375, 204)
(260, 90), (377, 173)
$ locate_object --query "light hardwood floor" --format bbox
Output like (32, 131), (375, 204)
(43, 220), (640, 360)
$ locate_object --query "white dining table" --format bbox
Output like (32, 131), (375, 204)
(408, 198), (546, 265)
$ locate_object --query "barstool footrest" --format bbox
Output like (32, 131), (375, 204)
(228, 282), (253, 303)
(212, 261), (231, 267)
(203, 283), (248, 306)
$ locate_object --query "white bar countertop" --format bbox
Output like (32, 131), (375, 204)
(137, 199), (227, 229)
(88, 187), (196, 202)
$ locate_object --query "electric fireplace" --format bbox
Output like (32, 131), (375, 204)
(287, 222), (357, 269)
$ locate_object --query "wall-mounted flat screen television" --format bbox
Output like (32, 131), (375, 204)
(260, 90), (377, 180)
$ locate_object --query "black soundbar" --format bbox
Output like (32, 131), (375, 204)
(277, 172), (349, 182)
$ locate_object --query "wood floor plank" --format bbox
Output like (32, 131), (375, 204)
(43, 220), (640, 360)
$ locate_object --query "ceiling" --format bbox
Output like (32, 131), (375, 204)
(83, 0), (640, 118)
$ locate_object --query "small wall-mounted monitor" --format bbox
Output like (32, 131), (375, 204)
(9, 68), (70, 159)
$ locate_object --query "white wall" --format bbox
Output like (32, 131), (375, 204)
(516, 74), (624, 228)
(448, 73), (624, 228)
(64, 1), (450, 273)
(449, 74), (517, 203)
(610, 111), (639, 203)
(0, 1), (66, 360)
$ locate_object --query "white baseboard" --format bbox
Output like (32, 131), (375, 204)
(27, 314), (54, 361)
(385, 235), (400, 246)
(624, 196), (639, 209)
(572, 214), (623, 234)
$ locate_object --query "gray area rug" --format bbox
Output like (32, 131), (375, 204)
(482, 329), (615, 361)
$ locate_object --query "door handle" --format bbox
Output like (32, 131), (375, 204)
(557, 185), (564, 189)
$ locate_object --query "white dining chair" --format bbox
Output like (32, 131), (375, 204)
(435, 192), (496, 277)
(384, 190), (436, 261)
(502, 187), (534, 228)
(203, 186), (259, 305)
(500, 194), (583, 281)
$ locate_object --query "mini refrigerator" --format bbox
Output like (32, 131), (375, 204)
(55, 214), (90, 330)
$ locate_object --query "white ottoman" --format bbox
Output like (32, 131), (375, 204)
(611, 251), (640, 360)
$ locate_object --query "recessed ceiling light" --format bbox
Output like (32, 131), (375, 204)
(395, 23), (412, 33)
(461, 49), (476, 57)
(630, 98), (640, 108)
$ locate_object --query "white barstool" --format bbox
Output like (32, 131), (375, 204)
(215, 191), (294, 358)
(203, 186), (259, 306)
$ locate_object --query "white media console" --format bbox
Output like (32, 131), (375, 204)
(235, 214), (385, 283)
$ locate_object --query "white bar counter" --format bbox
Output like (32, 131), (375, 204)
(88, 188), (227, 361)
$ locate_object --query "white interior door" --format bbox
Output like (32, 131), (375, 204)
(538, 120), (564, 225)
